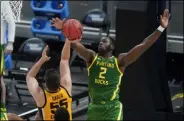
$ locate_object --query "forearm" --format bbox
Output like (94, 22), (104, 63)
(7, 20), (15, 43)
(119, 26), (164, 67)
(135, 26), (164, 56)
(71, 43), (95, 62)
(7, 2), (16, 43)
(61, 41), (70, 60)
(27, 58), (45, 78)
(142, 29), (162, 49)
(71, 42), (87, 55)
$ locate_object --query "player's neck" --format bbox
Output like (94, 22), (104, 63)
(98, 52), (113, 59)
(47, 89), (60, 93)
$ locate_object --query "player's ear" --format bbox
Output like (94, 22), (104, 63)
(110, 44), (114, 50)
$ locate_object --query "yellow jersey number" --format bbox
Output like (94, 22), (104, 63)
(50, 98), (68, 114)
(99, 67), (107, 79)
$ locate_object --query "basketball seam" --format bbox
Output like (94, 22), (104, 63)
(76, 21), (83, 38)
(71, 20), (80, 40)
(68, 21), (72, 40)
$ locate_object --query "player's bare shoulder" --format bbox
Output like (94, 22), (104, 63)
(86, 49), (96, 65)
(117, 53), (127, 71)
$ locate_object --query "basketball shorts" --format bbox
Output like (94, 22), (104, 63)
(0, 103), (8, 120)
(0, 45), (5, 76)
(87, 101), (123, 120)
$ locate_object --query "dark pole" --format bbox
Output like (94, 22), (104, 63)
(102, 0), (110, 37)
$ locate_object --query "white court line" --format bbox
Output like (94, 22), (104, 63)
(18, 108), (38, 117)
(18, 97), (89, 117)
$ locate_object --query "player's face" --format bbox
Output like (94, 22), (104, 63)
(98, 37), (111, 52)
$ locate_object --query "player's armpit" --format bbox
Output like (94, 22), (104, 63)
(117, 53), (127, 68)
(60, 59), (72, 96)
(26, 76), (42, 101)
(118, 44), (145, 68)
(71, 42), (96, 64)
(60, 75), (72, 96)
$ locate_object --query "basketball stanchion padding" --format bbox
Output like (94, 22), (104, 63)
(31, 0), (69, 19)
(31, 18), (65, 41)
(81, 9), (109, 28)
(5, 54), (13, 70)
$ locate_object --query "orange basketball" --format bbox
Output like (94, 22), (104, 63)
(63, 19), (83, 41)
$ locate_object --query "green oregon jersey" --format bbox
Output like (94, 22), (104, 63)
(87, 54), (123, 103)
(0, 103), (8, 120)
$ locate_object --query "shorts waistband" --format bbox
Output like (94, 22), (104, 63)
(0, 103), (6, 108)
(0, 103), (6, 112)
(91, 100), (120, 105)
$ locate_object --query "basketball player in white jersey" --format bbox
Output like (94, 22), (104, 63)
(1, 1), (16, 120)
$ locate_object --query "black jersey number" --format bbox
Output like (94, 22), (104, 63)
(50, 98), (68, 114)
(99, 67), (107, 79)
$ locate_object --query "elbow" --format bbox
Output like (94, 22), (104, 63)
(26, 73), (32, 82)
(61, 57), (69, 62)
(26, 75), (30, 82)
(60, 59), (69, 65)
(61, 79), (71, 89)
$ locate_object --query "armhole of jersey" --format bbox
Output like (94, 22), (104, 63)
(38, 108), (44, 121)
(0, 103), (6, 112)
(87, 54), (98, 71)
(37, 87), (47, 109)
(0, 47), (5, 75)
(60, 85), (72, 98)
(115, 57), (123, 76)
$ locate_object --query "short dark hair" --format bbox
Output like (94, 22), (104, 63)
(44, 69), (60, 91)
(108, 36), (115, 46)
(54, 107), (70, 121)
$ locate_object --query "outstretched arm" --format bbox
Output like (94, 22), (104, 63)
(60, 39), (72, 96)
(118, 9), (170, 68)
(5, 1), (16, 53)
(26, 58), (45, 98)
(26, 46), (50, 101)
(0, 77), (6, 104)
(71, 42), (96, 64)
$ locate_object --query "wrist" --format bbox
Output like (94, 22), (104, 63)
(59, 19), (67, 30)
(157, 25), (165, 32)
(39, 57), (46, 63)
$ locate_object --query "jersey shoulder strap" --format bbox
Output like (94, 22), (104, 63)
(37, 86), (47, 109)
(87, 54), (98, 70)
(60, 85), (72, 98)
(114, 56), (123, 75)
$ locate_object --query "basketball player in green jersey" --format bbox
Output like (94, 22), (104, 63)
(51, 9), (170, 120)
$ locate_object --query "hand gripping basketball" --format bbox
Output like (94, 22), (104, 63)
(65, 37), (82, 43)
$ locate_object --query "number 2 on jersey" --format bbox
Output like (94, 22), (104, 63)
(99, 67), (107, 79)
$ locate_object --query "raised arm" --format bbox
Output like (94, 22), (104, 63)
(70, 42), (96, 64)
(26, 46), (50, 101)
(51, 17), (96, 64)
(60, 39), (72, 96)
(118, 9), (170, 68)
(4, 1), (16, 54)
